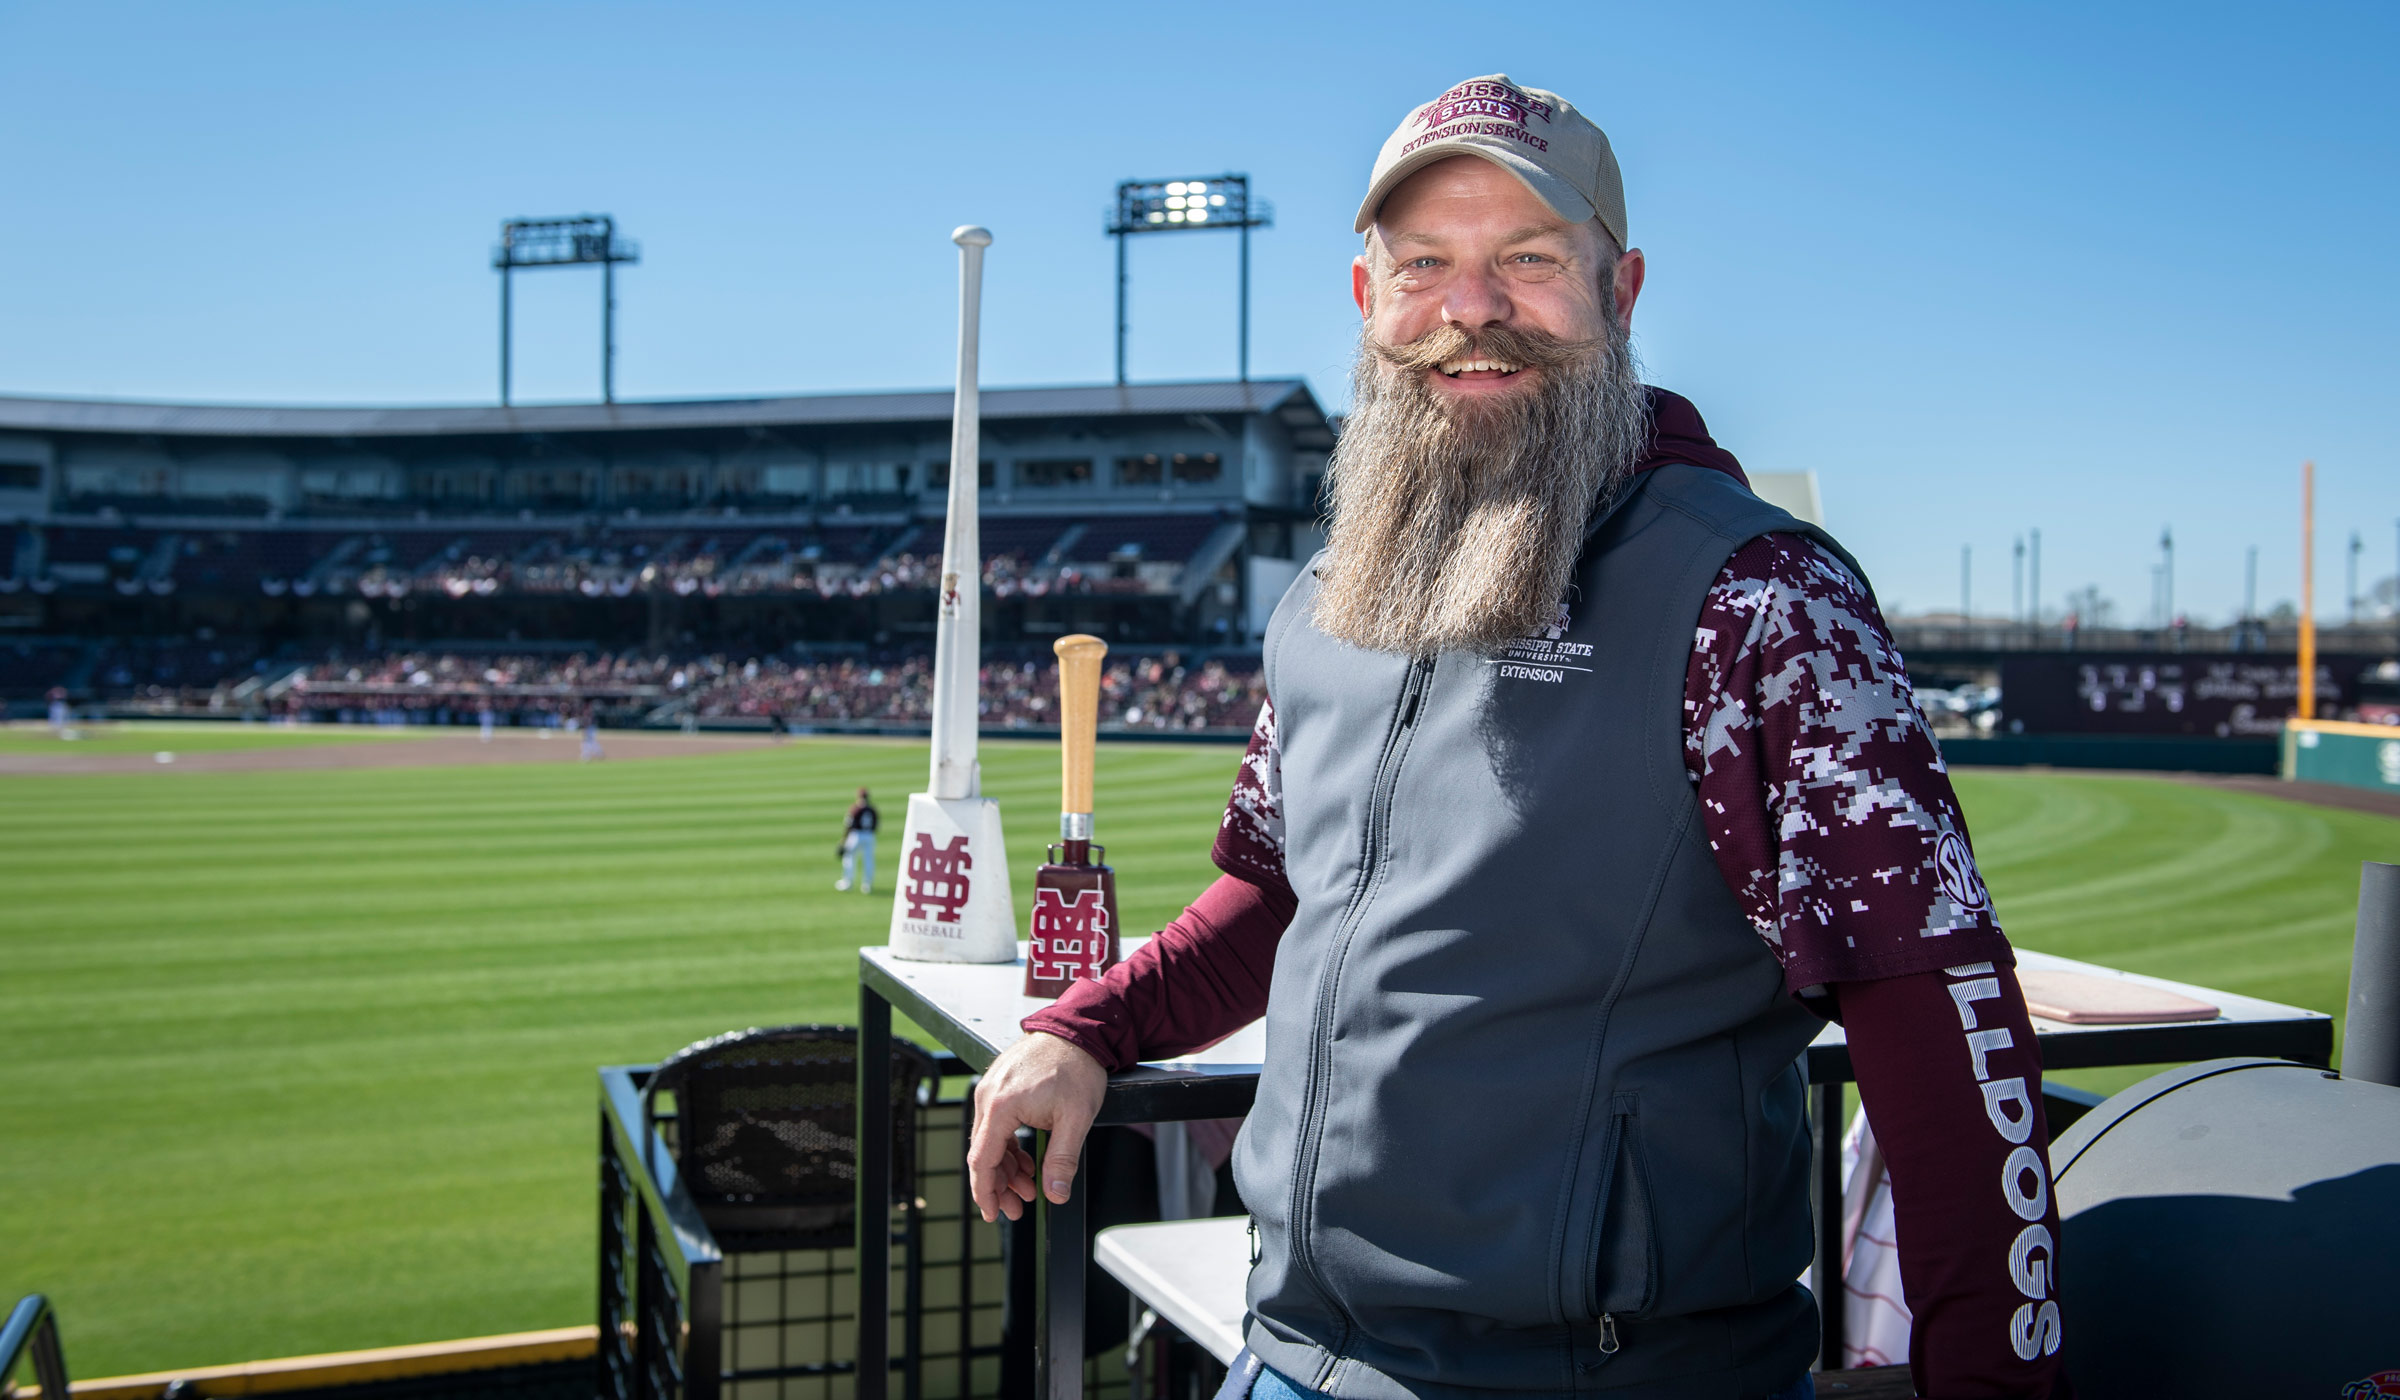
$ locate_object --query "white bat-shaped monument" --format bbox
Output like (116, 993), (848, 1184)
(887, 225), (1017, 963)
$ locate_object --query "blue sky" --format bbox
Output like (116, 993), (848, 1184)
(1, 1), (2393, 622)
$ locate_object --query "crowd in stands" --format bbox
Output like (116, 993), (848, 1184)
(367, 547), (1147, 601)
(0, 635), (263, 702)
(674, 651), (1263, 729)
(267, 647), (1266, 732)
(10, 515), (1217, 600)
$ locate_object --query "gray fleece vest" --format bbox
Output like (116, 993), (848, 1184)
(1238, 464), (1870, 1400)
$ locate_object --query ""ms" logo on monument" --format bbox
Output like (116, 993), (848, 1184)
(905, 834), (974, 922)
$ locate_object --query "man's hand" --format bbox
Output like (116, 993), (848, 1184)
(967, 1031), (1107, 1223)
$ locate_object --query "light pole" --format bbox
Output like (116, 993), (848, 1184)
(494, 215), (641, 405)
(2029, 528), (2042, 634)
(2349, 529), (2363, 625)
(1960, 544), (1972, 625)
(2013, 535), (2025, 627)
(1106, 176), (1273, 384)
(2160, 525), (2175, 629)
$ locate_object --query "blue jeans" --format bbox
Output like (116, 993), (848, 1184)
(1234, 1353), (1813, 1400)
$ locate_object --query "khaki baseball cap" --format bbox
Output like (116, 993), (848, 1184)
(1354, 74), (1626, 252)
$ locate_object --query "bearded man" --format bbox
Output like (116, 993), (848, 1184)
(969, 76), (2067, 1400)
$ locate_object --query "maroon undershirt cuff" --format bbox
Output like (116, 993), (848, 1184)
(1842, 967), (2071, 1399)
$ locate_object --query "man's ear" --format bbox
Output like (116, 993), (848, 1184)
(1351, 255), (1372, 320)
(1612, 247), (1647, 327)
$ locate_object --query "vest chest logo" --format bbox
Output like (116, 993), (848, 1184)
(1489, 602), (1594, 685)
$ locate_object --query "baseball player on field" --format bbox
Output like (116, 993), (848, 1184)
(970, 75), (2067, 1400)
(838, 787), (880, 894)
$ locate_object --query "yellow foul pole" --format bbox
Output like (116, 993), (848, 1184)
(2298, 460), (2316, 720)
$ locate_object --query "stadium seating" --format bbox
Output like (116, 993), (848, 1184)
(5, 506), (1265, 712)
(1065, 514), (1222, 564)
(88, 636), (263, 693)
(176, 529), (347, 591)
(241, 647), (1268, 732)
(978, 516), (1071, 562)
(0, 639), (90, 697)
(20, 512), (1243, 599)
(39, 525), (153, 584)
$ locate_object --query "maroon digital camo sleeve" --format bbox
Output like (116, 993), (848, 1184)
(1024, 532), (2064, 1397)
(1688, 533), (2064, 1397)
(1682, 533), (2016, 987)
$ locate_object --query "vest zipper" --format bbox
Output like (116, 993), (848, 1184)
(1598, 1314), (1619, 1354)
(1285, 654), (1433, 1367)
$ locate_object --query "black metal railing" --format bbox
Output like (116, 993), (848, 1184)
(3, 1295), (69, 1400)
(602, 1057), (1076, 1400)
(600, 1065), (723, 1400)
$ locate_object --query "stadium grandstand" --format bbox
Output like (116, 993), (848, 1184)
(0, 379), (1332, 718)
(246, 649), (1269, 734)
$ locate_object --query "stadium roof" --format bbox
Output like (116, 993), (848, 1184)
(0, 378), (1330, 440)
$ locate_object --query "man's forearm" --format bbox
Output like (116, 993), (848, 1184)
(1842, 966), (2067, 1399)
(1019, 871), (1294, 1069)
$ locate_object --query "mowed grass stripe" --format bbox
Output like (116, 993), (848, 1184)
(5, 746), (2391, 1378)
(1951, 768), (2397, 1093)
(0, 738), (1239, 1378)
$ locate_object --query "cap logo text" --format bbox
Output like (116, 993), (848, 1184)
(1402, 122), (1549, 158)
(1417, 80), (1554, 130)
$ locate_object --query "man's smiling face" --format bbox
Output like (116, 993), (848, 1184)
(1312, 152), (1657, 657)
(1352, 154), (1642, 407)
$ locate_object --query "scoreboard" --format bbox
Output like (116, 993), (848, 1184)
(1999, 652), (2373, 737)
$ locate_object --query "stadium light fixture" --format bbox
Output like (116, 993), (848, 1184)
(493, 215), (642, 406)
(1106, 175), (1273, 385)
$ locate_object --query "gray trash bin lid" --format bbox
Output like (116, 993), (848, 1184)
(2051, 1057), (2400, 1396)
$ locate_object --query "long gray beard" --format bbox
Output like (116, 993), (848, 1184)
(1311, 314), (1651, 656)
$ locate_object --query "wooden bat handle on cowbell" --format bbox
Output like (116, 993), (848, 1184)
(1055, 633), (1105, 859)
(1025, 634), (1121, 998)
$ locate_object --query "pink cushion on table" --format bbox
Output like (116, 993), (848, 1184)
(2018, 968), (2219, 1024)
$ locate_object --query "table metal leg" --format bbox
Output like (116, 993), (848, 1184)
(1037, 1143), (1088, 1400)
(904, 1184), (924, 1400)
(1001, 1125), (1037, 1400)
(959, 1118), (979, 1400)
(859, 984), (893, 1400)
(1125, 1295), (1148, 1400)
(1812, 1080), (1845, 1371)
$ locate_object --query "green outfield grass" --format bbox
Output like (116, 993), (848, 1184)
(2, 743), (2394, 1378)
(0, 721), (430, 755)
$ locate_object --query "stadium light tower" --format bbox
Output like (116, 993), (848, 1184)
(494, 215), (641, 406)
(1106, 175), (1273, 385)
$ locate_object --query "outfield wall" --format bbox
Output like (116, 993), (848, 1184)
(2283, 718), (2400, 794)
(1937, 734), (2278, 773)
